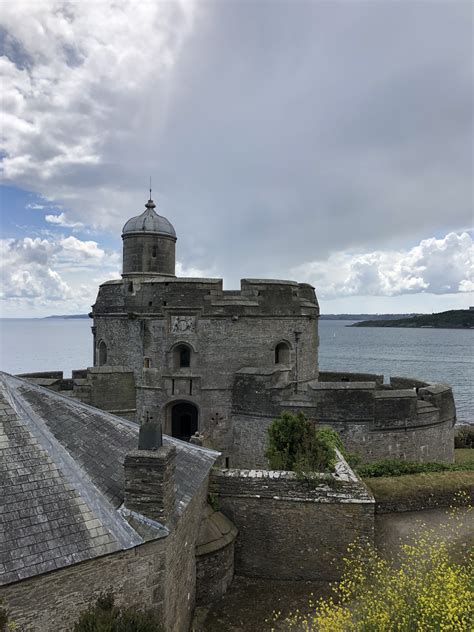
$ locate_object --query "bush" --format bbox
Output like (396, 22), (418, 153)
(0, 604), (9, 632)
(273, 505), (473, 631)
(73, 593), (163, 631)
(265, 411), (341, 473)
(357, 458), (474, 478)
(455, 425), (474, 449)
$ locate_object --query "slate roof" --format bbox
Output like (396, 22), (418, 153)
(0, 372), (219, 586)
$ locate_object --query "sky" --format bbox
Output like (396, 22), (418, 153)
(0, 0), (472, 318)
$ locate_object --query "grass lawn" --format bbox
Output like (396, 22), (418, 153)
(363, 450), (474, 506)
(455, 448), (474, 466)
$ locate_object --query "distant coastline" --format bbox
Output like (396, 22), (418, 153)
(350, 309), (474, 330)
(43, 314), (90, 320)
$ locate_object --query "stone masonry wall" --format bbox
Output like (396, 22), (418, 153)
(210, 455), (374, 581)
(163, 477), (209, 632)
(196, 541), (235, 606)
(92, 277), (319, 455)
(231, 373), (455, 468)
(0, 539), (167, 632)
(88, 367), (136, 415)
(232, 409), (454, 468)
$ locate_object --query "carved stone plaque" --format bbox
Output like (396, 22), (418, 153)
(170, 315), (196, 334)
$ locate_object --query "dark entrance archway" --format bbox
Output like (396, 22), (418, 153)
(171, 402), (198, 442)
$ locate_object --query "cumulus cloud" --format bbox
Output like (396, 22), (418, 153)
(292, 232), (473, 298)
(45, 212), (84, 230)
(0, 234), (119, 314)
(0, 237), (71, 301)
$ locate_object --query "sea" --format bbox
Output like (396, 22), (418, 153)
(0, 318), (472, 425)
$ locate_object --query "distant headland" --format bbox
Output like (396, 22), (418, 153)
(350, 309), (474, 329)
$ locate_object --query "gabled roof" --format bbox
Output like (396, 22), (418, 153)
(0, 373), (218, 586)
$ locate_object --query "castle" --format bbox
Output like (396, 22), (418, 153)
(91, 195), (455, 466)
(0, 195), (456, 631)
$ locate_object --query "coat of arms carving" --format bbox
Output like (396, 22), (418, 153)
(171, 315), (196, 334)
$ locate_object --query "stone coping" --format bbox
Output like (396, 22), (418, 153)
(212, 450), (375, 505)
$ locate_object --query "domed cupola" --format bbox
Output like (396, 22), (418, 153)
(122, 197), (177, 277)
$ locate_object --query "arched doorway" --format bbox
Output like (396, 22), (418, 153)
(171, 402), (198, 442)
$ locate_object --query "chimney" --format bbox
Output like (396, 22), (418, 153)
(124, 412), (176, 524)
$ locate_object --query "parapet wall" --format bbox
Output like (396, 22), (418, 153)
(319, 370), (383, 385)
(20, 368), (137, 420)
(94, 277), (319, 319)
(210, 451), (374, 580)
(231, 369), (456, 467)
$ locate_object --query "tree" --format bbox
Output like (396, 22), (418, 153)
(265, 411), (342, 472)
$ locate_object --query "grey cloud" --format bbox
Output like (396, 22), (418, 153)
(1, 1), (472, 290)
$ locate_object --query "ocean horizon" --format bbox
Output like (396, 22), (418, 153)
(0, 317), (472, 425)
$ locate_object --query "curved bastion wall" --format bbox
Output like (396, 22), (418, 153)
(231, 370), (456, 468)
(19, 368), (456, 469)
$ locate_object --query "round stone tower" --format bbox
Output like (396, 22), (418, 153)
(122, 197), (176, 277)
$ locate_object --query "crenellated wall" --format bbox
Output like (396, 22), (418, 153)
(231, 369), (455, 467)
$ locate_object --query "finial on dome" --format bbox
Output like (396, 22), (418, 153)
(145, 177), (156, 210)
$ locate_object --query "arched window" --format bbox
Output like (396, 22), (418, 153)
(275, 341), (290, 365)
(173, 344), (191, 369)
(98, 340), (107, 366)
(143, 357), (151, 368)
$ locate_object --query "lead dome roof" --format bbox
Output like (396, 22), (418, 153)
(122, 198), (176, 238)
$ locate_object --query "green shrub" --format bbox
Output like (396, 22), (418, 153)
(357, 458), (474, 478)
(265, 412), (341, 473)
(455, 425), (474, 449)
(0, 604), (8, 632)
(73, 593), (163, 631)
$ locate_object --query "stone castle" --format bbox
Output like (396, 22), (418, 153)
(0, 195), (456, 631)
(90, 195), (455, 466)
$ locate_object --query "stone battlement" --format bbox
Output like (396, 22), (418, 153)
(231, 369), (455, 467)
(93, 276), (319, 318)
